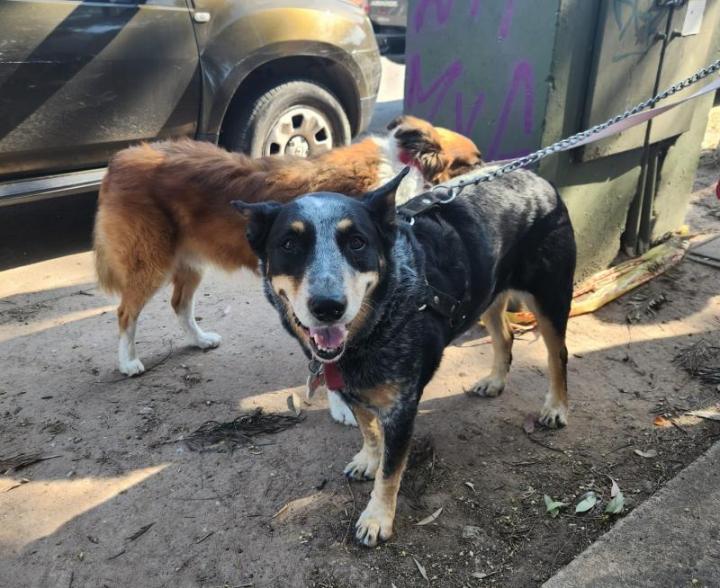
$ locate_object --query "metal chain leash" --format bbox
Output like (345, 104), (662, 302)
(435, 58), (720, 197)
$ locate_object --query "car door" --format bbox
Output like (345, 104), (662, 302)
(0, 0), (201, 179)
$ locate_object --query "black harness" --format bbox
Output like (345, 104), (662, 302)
(397, 186), (473, 331)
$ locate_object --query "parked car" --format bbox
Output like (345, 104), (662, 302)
(0, 0), (381, 205)
(360, 0), (407, 56)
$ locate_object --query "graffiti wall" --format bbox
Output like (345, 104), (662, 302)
(404, 0), (560, 161)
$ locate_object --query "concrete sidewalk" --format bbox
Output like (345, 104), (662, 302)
(545, 441), (720, 587)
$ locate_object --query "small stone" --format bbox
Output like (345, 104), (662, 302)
(462, 525), (486, 541)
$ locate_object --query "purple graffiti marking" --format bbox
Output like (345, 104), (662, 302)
(486, 60), (535, 161)
(497, 0), (515, 39)
(413, 0), (454, 33)
(405, 53), (463, 122)
(454, 91), (485, 137)
(470, 0), (482, 20)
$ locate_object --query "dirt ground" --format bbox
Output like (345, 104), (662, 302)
(2, 118), (720, 587)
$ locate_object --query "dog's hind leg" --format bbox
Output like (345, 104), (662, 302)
(525, 290), (571, 429)
(470, 291), (513, 397)
(171, 265), (221, 350)
(117, 286), (157, 376)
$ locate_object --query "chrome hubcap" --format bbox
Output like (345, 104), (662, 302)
(286, 135), (310, 157)
(263, 106), (333, 157)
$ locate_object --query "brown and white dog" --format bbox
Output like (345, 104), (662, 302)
(93, 116), (482, 403)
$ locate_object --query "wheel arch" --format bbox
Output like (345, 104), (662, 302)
(199, 46), (364, 146)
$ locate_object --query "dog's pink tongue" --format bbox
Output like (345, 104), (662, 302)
(309, 325), (346, 349)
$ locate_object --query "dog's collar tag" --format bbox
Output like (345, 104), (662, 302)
(306, 359), (324, 399)
(306, 360), (345, 397)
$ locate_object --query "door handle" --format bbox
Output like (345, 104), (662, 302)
(192, 11), (211, 23)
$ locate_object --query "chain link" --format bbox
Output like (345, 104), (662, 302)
(436, 58), (720, 193)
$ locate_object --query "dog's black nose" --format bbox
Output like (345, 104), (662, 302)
(308, 296), (347, 322)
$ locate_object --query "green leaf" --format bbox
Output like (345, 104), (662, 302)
(605, 491), (625, 514)
(544, 494), (567, 518)
(575, 491), (598, 513)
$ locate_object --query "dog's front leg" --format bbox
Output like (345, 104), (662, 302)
(344, 404), (381, 479)
(354, 401), (416, 547)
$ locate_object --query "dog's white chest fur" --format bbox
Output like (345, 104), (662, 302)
(371, 136), (427, 206)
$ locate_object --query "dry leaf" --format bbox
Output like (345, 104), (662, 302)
(415, 507), (443, 526)
(605, 491), (624, 514)
(471, 572), (489, 579)
(272, 503), (290, 519)
(606, 478), (624, 514)
(575, 491), (598, 513)
(462, 525), (484, 540)
(523, 414), (537, 434)
(464, 481), (476, 492)
(413, 557), (428, 581)
(544, 494), (567, 518)
(633, 449), (657, 458)
(653, 415), (671, 427)
(286, 393), (302, 417)
(687, 407), (720, 422)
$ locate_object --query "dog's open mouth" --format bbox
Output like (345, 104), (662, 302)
(308, 325), (347, 361)
(291, 313), (347, 361)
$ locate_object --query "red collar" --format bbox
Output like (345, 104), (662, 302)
(398, 150), (417, 168)
(324, 362), (345, 390)
(716, 178), (720, 200)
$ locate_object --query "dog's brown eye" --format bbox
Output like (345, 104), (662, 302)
(349, 236), (366, 251)
(282, 238), (296, 251)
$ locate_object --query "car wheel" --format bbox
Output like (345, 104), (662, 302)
(225, 80), (352, 158)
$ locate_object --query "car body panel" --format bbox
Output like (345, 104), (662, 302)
(192, 0), (380, 139)
(0, 0), (201, 180)
(367, 0), (406, 55)
(367, 0), (406, 28)
(0, 0), (381, 199)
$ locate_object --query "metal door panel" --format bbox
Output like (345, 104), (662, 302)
(0, 0), (200, 178)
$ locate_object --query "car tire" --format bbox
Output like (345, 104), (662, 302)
(224, 79), (352, 158)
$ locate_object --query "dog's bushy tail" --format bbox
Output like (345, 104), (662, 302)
(93, 143), (166, 294)
(93, 231), (122, 294)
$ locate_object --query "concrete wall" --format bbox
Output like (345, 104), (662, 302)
(404, 0), (720, 278)
(538, 0), (645, 276)
(403, 0), (560, 160)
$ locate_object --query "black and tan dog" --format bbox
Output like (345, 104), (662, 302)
(231, 166), (576, 546)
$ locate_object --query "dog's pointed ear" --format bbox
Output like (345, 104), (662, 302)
(386, 115), (406, 131)
(230, 200), (282, 255)
(363, 167), (409, 230)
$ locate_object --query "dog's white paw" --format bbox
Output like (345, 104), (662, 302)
(469, 375), (506, 398)
(195, 331), (221, 350)
(328, 390), (357, 427)
(539, 396), (568, 428)
(119, 358), (145, 377)
(344, 447), (380, 481)
(355, 501), (394, 547)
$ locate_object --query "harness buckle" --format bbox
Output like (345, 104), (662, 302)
(435, 185), (459, 204)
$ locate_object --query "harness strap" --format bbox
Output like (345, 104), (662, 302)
(420, 282), (473, 330)
(398, 186), (472, 331)
(397, 186), (455, 224)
